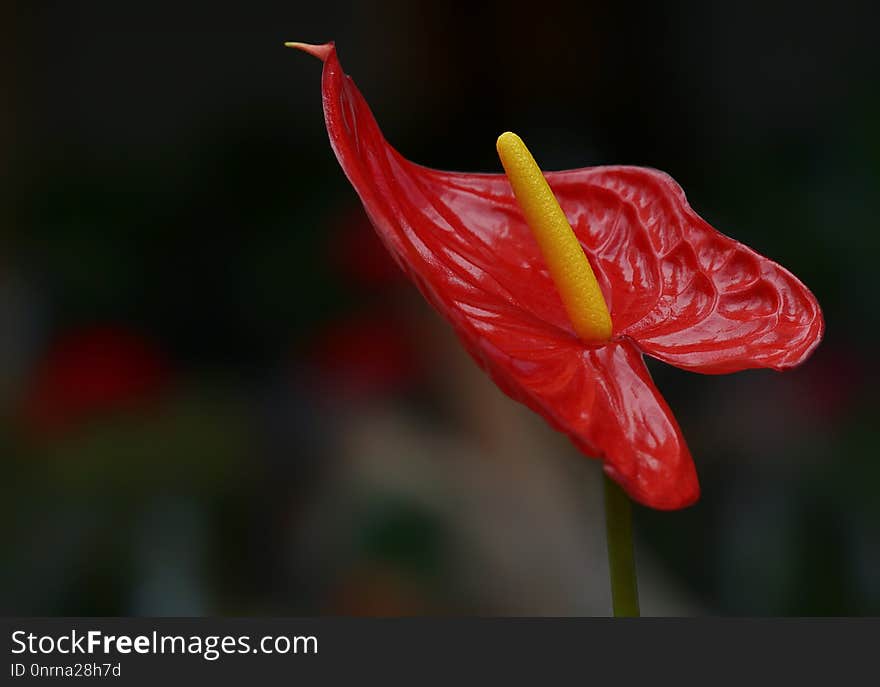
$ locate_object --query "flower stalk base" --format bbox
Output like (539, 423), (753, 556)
(604, 473), (640, 617)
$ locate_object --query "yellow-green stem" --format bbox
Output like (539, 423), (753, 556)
(603, 473), (640, 617)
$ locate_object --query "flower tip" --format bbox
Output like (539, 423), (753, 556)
(496, 131), (522, 155)
(284, 41), (334, 62)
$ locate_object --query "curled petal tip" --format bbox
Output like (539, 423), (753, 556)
(284, 41), (334, 62)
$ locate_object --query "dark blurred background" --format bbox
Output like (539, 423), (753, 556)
(2, 0), (878, 616)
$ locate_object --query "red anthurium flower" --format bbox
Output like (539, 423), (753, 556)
(291, 42), (824, 510)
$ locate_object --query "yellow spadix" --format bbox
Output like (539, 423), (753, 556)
(496, 132), (613, 342)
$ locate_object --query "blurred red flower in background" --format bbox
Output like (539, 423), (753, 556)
(20, 326), (170, 437)
(294, 42), (824, 509)
(306, 312), (421, 403)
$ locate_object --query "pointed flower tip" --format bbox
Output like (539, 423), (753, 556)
(284, 41), (334, 63)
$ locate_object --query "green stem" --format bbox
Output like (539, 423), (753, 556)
(603, 473), (640, 617)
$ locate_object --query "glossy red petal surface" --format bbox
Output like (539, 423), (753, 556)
(417, 166), (824, 374)
(306, 44), (820, 507)
(587, 342), (699, 509)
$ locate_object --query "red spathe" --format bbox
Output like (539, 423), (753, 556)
(303, 43), (824, 510)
